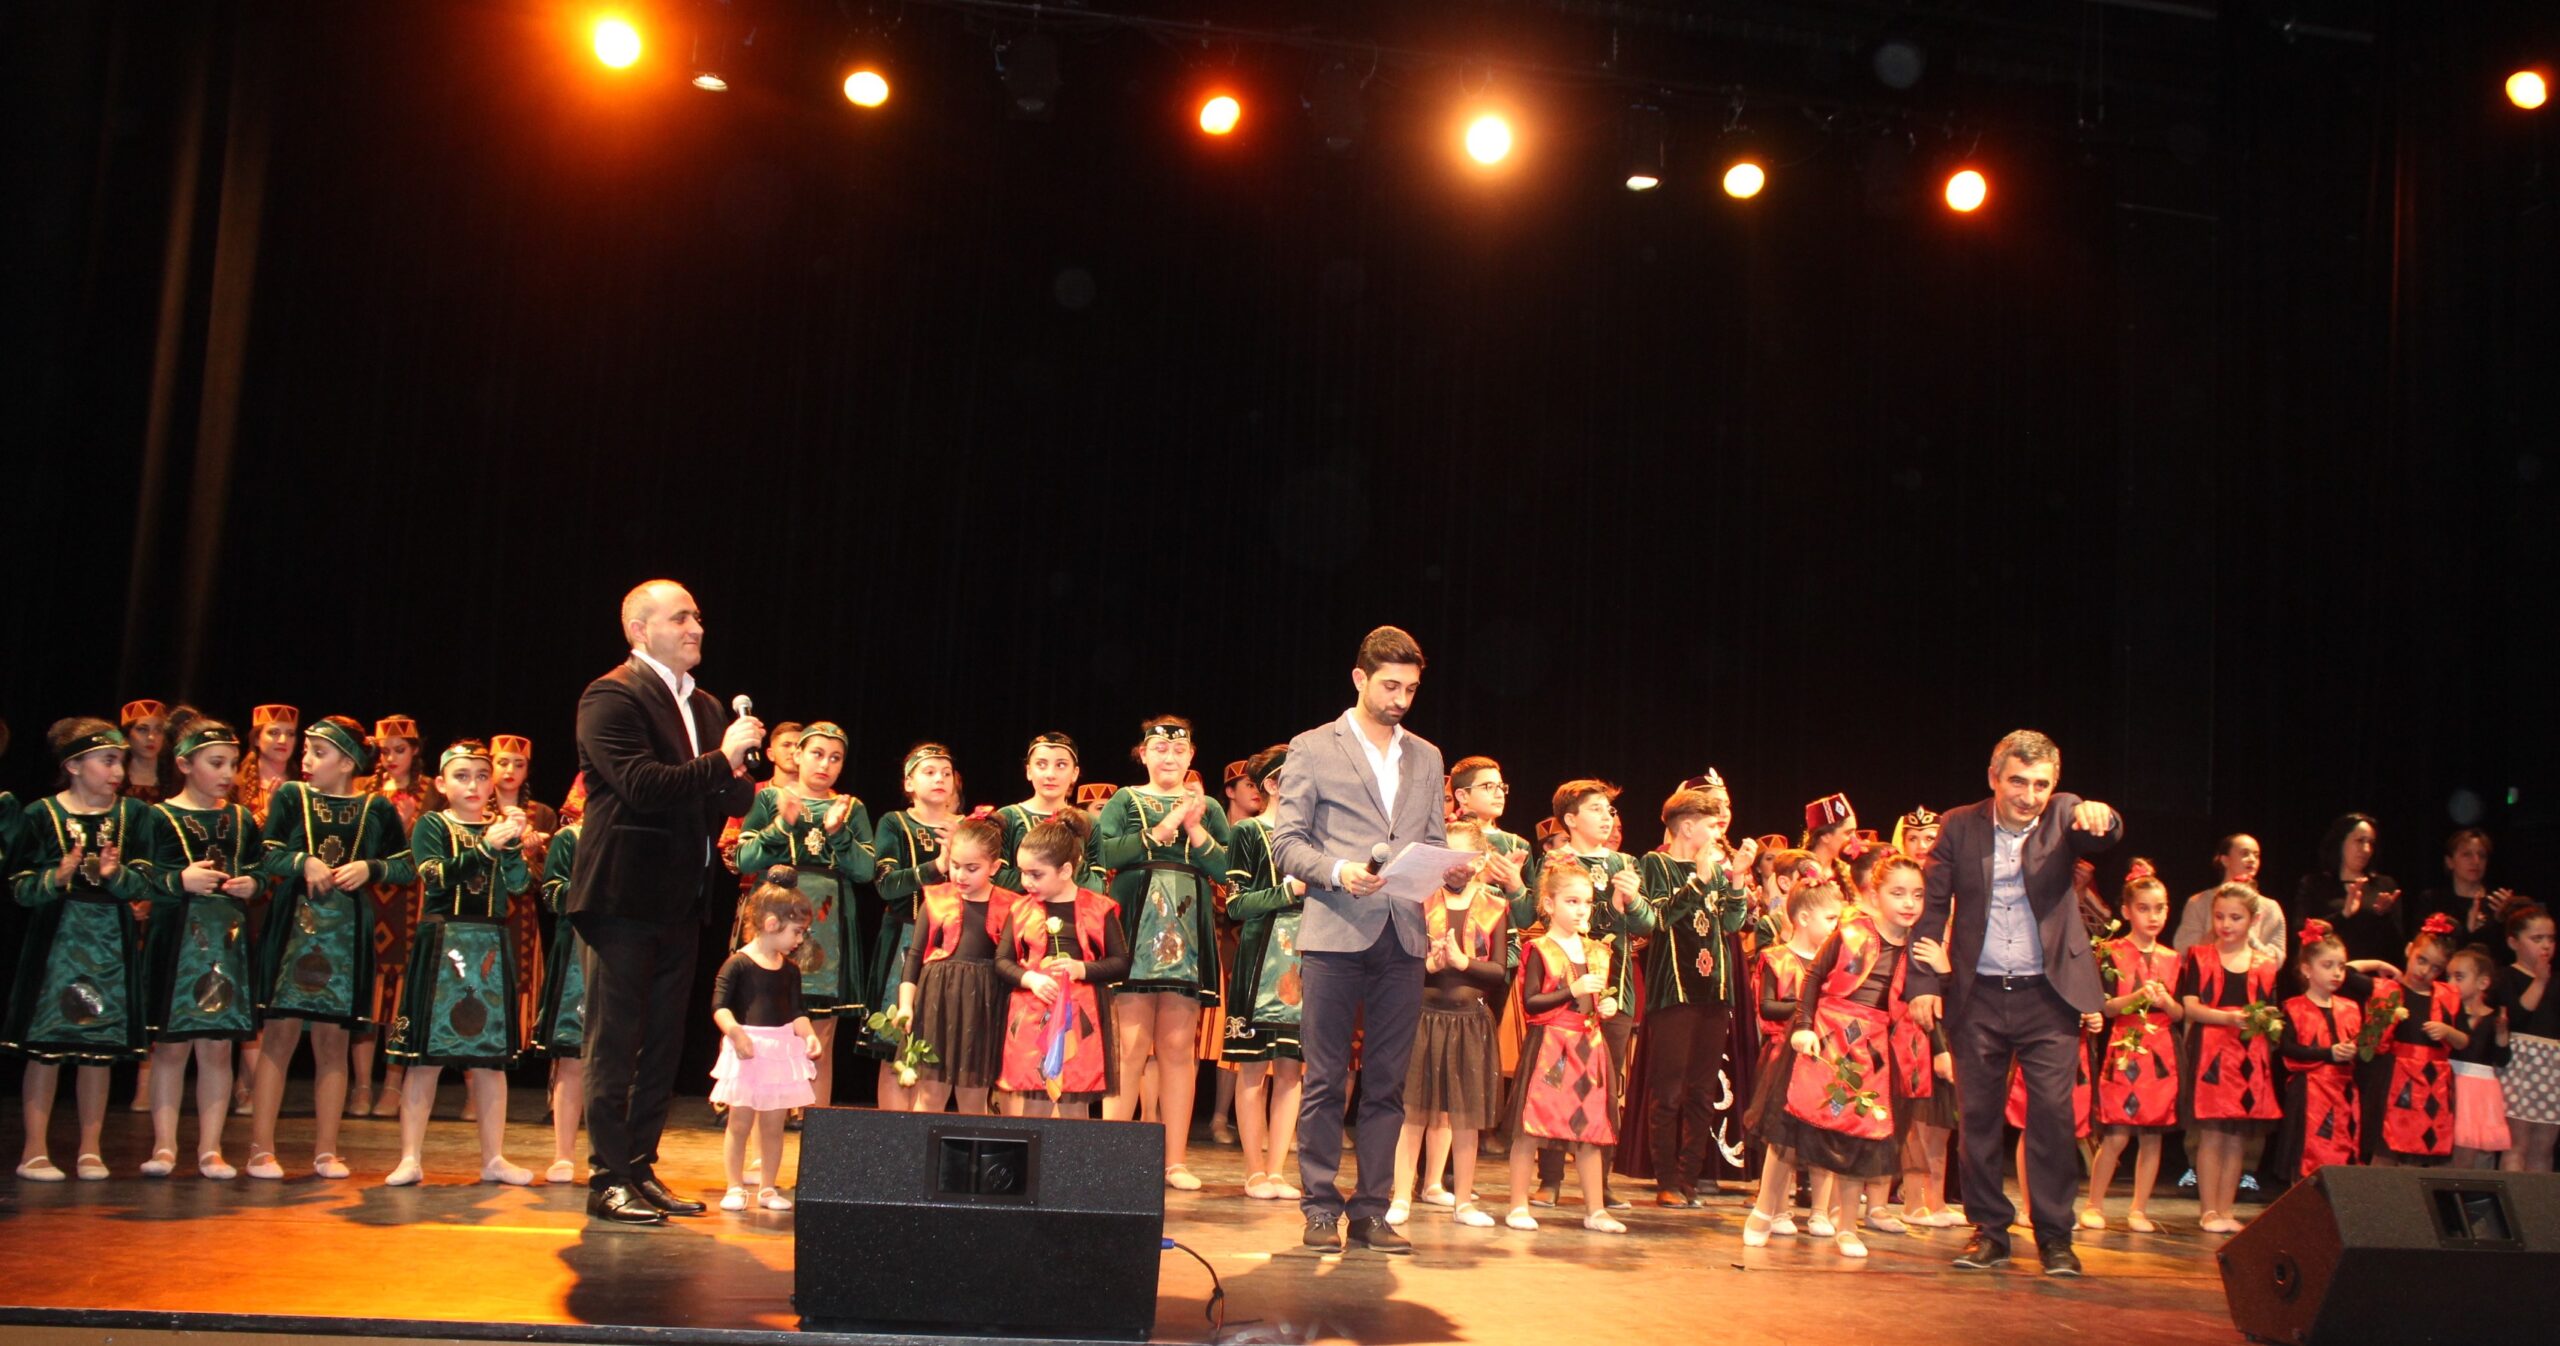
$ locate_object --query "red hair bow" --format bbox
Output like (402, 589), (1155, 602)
(2125, 858), (2157, 883)
(2420, 912), (2457, 938)
(2298, 918), (2335, 945)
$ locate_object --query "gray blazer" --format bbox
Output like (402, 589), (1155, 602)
(1268, 714), (1447, 957)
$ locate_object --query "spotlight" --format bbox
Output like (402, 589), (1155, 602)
(2510, 69), (2550, 110)
(1722, 160), (1766, 199)
(1944, 167), (1988, 213)
(1303, 58), (1367, 153)
(1464, 112), (1514, 166)
(687, 0), (750, 93)
(1618, 104), (1665, 191)
(844, 68), (890, 107)
(1199, 94), (1241, 136)
(999, 32), (1063, 120)
(592, 16), (642, 69)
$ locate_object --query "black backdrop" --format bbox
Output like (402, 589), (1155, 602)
(5, 1), (2555, 1006)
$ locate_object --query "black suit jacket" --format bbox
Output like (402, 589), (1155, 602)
(567, 657), (756, 926)
(1907, 794), (2122, 1017)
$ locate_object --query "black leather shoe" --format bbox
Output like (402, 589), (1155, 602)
(635, 1177), (707, 1216)
(1303, 1214), (1343, 1250)
(588, 1184), (668, 1225)
(1347, 1217), (1413, 1254)
(1953, 1232), (2013, 1269)
(2039, 1243), (2084, 1277)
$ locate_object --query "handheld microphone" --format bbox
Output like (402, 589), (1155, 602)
(1371, 842), (1392, 869)
(732, 694), (774, 782)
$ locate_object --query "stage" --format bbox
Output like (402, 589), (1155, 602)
(2, 1084), (2245, 1345)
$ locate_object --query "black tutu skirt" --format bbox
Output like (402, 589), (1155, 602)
(912, 957), (1002, 1090)
(1405, 1001), (1503, 1132)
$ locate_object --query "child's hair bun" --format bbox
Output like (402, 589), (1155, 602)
(762, 865), (799, 890)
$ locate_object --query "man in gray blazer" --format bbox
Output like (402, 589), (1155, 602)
(1270, 626), (1466, 1254)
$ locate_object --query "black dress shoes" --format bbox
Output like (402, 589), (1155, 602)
(1953, 1231), (2013, 1269)
(2039, 1242), (2084, 1277)
(1303, 1214), (1343, 1251)
(589, 1184), (668, 1225)
(635, 1176), (707, 1216)
(1347, 1217), (1413, 1254)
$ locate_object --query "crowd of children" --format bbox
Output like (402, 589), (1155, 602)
(8, 700), (2555, 1262)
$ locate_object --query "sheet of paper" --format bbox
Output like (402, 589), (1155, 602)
(1377, 842), (1474, 906)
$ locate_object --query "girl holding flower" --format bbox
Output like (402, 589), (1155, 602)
(2081, 861), (2184, 1230)
(2179, 883), (2287, 1232)
(997, 813), (1127, 1117)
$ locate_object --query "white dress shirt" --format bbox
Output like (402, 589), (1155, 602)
(1329, 707), (1407, 887)
(630, 647), (701, 756)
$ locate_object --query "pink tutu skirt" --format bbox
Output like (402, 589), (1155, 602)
(2452, 1061), (2512, 1153)
(709, 1024), (818, 1112)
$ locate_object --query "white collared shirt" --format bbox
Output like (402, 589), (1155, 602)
(1341, 706), (1406, 819)
(631, 647), (701, 755)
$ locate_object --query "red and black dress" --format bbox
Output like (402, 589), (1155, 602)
(995, 889), (1127, 1104)
(2372, 978), (2461, 1163)
(1770, 914), (1931, 1179)
(2094, 938), (2181, 1131)
(2278, 993), (2363, 1178)
(1744, 944), (1811, 1151)
(1498, 933), (1618, 1148)
(904, 885), (1017, 1090)
(2178, 945), (2282, 1130)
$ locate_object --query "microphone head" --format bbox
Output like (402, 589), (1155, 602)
(1371, 842), (1392, 868)
(731, 694), (753, 719)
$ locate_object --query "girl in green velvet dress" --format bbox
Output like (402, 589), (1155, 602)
(736, 722), (874, 1112)
(8, 720), (151, 1183)
(131, 712), (264, 1180)
(384, 742), (534, 1188)
(866, 742), (958, 1111)
(243, 716), (412, 1182)
(997, 733), (1085, 894)
(1095, 716), (1230, 1191)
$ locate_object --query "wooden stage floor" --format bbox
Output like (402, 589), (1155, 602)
(2, 1082), (2246, 1345)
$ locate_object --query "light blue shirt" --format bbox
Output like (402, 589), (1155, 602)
(1976, 816), (2045, 977)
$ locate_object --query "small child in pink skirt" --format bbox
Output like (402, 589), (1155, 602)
(711, 868), (824, 1211)
(2447, 946), (2512, 1168)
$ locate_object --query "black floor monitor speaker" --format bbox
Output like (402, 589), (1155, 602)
(2219, 1167), (2560, 1346)
(794, 1108), (1165, 1339)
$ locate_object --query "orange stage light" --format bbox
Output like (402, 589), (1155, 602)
(845, 69), (890, 107)
(592, 17), (641, 69)
(1464, 113), (1514, 166)
(1945, 168), (1988, 213)
(2509, 70), (2550, 111)
(1199, 94), (1242, 136)
(1723, 160), (1766, 199)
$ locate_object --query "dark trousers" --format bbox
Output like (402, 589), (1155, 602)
(1296, 925), (1423, 1221)
(1643, 1002), (1732, 1192)
(1952, 979), (2081, 1246)
(576, 911), (700, 1192)
(1538, 1011), (1634, 1188)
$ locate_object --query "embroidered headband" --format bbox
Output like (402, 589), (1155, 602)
(798, 721), (849, 749)
(1025, 732), (1079, 764)
(1142, 722), (1191, 743)
(304, 720), (374, 773)
(439, 742), (493, 773)
(903, 743), (953, 777)
(1899, 805), (1940, 831)
(176, 724), (240, 759)
(59, 727), (129, 764)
